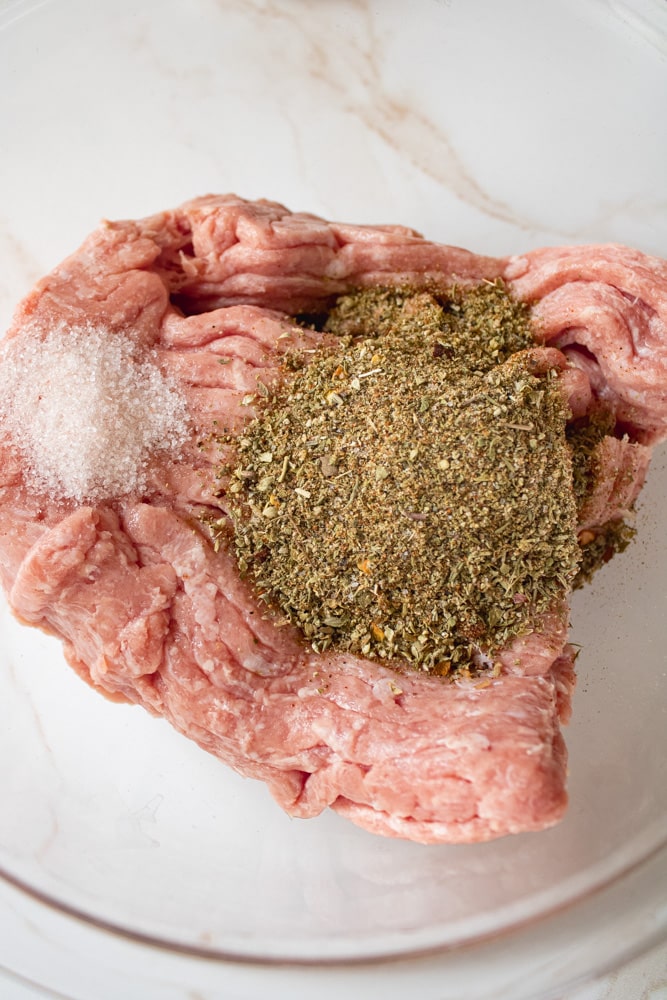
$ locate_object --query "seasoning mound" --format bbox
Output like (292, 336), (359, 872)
(217, 284), (581, 674)
(0, 324), (189, 502)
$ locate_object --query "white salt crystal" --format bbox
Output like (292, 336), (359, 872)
(0, 323), (189, 502)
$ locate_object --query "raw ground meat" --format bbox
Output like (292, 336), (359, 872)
(1, 194), (665, 844)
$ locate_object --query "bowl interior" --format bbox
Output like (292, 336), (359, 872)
(0, 0), (666, 967)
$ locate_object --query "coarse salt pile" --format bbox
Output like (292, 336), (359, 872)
(0, 323), (189, 502)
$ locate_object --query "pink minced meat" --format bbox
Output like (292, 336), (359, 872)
(1, 195), (666, 844)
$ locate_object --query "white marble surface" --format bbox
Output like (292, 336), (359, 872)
(1, 0), (666, 997)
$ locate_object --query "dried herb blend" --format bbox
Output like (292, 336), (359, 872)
(566, 408), (638, 586)
(574, 520), (636, 588)
(214, 283), (582, 675)
(566, 407), (616, 507)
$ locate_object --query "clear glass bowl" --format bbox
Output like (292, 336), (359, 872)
(1, 0), (666, 996)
